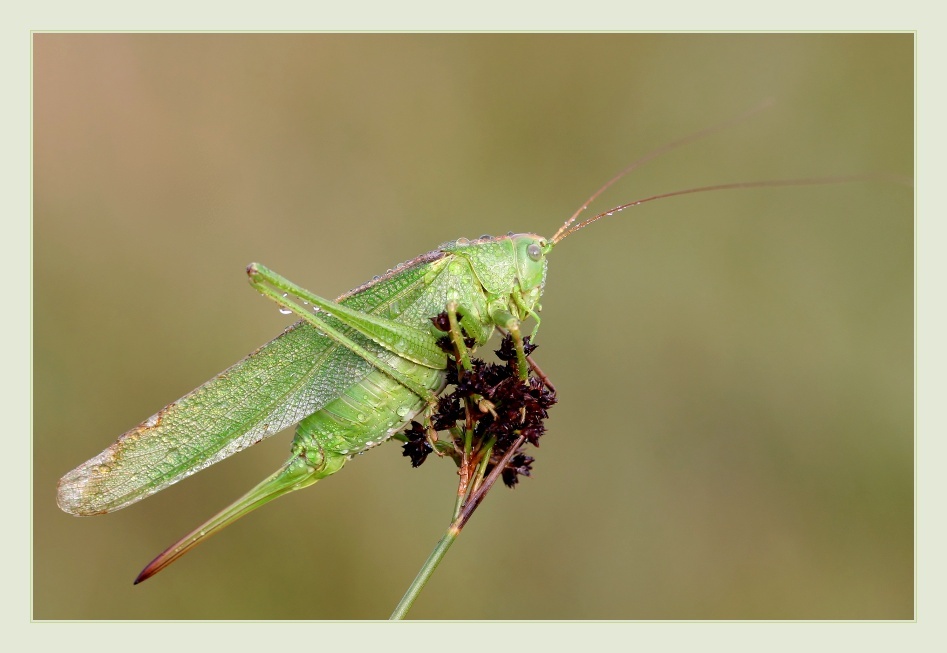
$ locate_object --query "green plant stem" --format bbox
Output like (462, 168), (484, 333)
(389, 524), (460, 620)
(467, 438), (495, 499)
(456, 435), (524, 529)
(389, 435), (526, 620)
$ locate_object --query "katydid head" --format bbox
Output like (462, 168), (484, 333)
(510, 233), (550, 309)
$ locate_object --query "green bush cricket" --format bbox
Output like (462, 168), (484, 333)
(56, 105), (893, 585)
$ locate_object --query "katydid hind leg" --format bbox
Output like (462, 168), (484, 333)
(248, 262), (446, 371)
(246, 263), (441, 400)
(135, 450), (346, 583)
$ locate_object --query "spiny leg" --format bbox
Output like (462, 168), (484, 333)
(497, 324), (556, 396)
(445, 301), (472, 372)
(512, 288), (543, 342)
(491, 309), (531, 382)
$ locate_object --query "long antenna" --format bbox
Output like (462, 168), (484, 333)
(551, 174), (909, 244)
(550, 99), (776, 244)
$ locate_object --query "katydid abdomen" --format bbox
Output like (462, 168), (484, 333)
(301, 355), (445, 459)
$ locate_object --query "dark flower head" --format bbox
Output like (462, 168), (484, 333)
(432, 393), (464, 431)
(430, 312), (452, 332)
(494, 335), (537, 364)
(436, 336), (454, 353)
(500, 452), (535, 488)
(403, 333), (554, 489)
(401, 421), (433, 467)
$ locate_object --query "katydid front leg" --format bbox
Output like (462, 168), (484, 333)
(491, 307), (531, 381)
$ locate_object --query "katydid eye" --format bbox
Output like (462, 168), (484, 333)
(527, 244), (542, 261)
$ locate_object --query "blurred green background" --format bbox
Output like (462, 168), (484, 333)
(33, 34), (913, 620)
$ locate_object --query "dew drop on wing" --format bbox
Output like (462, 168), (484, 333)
(396, 406), (410, 417)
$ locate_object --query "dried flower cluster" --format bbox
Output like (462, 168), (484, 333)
(402, 313), (556, 488)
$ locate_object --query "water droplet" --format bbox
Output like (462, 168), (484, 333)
(396, 406), (410, 417)
(312, 306), (321, 313)
(455, 237), (469, 246)
(278, 306), (292, 315)
(479, 234), (492, 240)
(372, 275), (380, 281)
(395, 339), (407, 351)
(307, 466), (315, 474)
(365, 441), (374, 447)
(357, 413), (367, 423)
(339, 449), (349, 455)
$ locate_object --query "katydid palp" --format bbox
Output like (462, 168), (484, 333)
(56, 106), (889, 584)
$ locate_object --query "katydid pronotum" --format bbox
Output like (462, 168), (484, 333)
(57, 105), (895, 585)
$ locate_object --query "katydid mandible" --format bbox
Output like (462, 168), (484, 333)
(56, 106), (876, 583)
